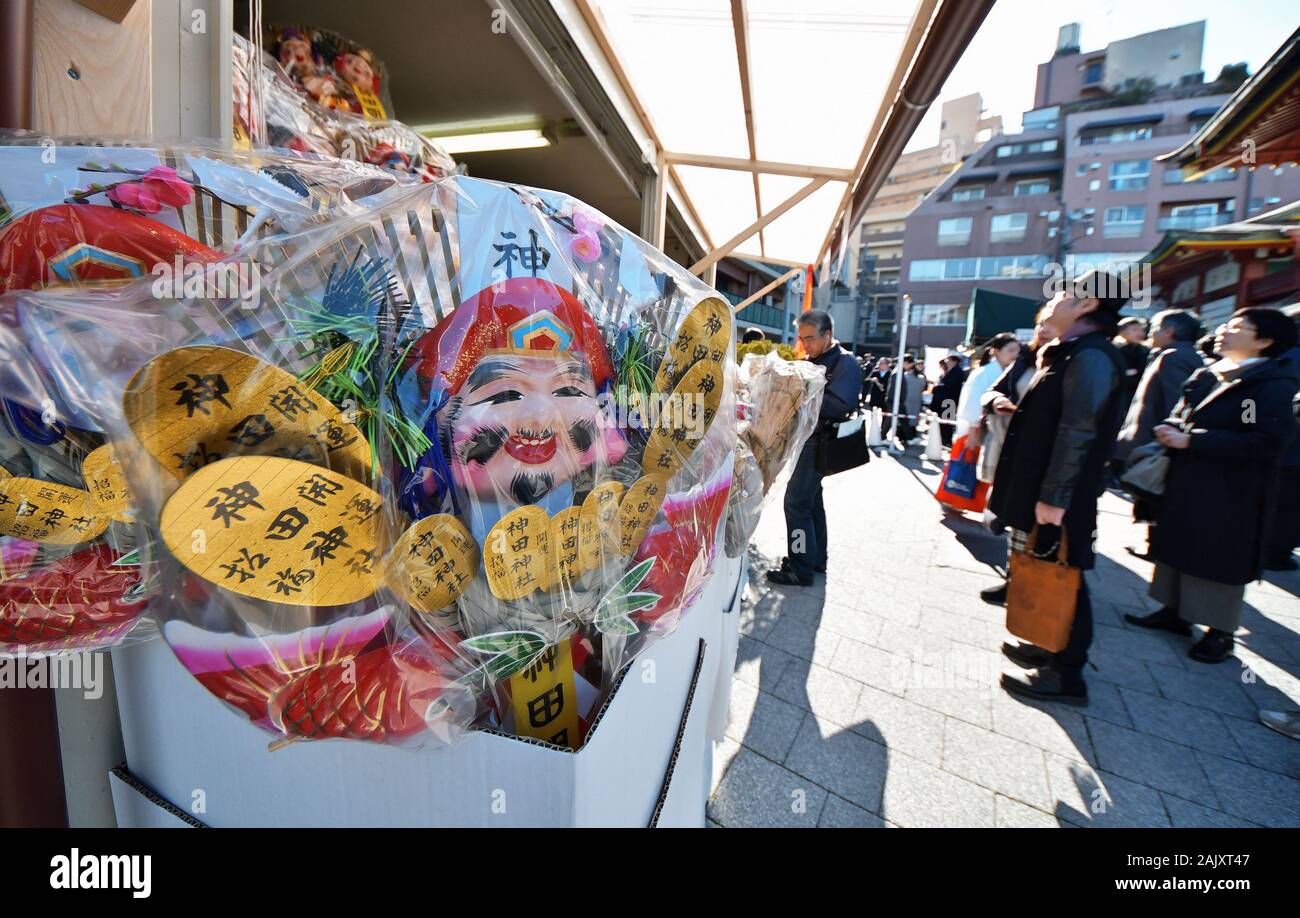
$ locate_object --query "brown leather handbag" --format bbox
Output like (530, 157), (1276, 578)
(1006, 526), (1080, 653)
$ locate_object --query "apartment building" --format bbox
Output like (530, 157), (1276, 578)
(719, 257), (800, 341)
(836, 94), (1001, 353)
(897, 21), (1300, 349)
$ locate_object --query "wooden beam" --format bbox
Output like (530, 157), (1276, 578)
(664, 151), (854, 181)
(731, 252), (807, 269)
(730, 0), (764, 255)
(573, 0), (714, 249)
(652, 148), (668, 250)
(734, 266), (801, 314)
(690, 177), (828, 276)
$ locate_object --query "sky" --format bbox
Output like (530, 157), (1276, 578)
(905, 0), (1300, 152)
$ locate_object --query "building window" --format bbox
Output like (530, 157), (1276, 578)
(911, 304), (969, 326)
(937, 217), (972, 246)
(1063, 252), (1146, 276)
(1109, 159), (1150, 191)
(1012, 178), (1051, 196)
(908, 254), (1049, 282)
(1159, 202), (1231, 231)
(1079, 124), (1153, 146)
(989, 212), (1028, 243)
(1022, 107), (1060, 131)
(1163, 166), (1236, 184)
(950, 185), (984, 202)
(1103, 205), (1146, 238)
(995, 139), (1059, 158)
(1083, 60), (1105, 84)
(1248, 196), (1283, 215)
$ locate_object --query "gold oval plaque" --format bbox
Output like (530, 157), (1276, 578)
(159, 456), (386, 606)
(124, 345), (372, 484)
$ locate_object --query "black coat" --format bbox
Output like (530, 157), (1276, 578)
(930, 365), (967, 422)
(865, 370), (890, 408)
(1113, 340), (1205, 463)
(813, 344), (863, 425)
(989, 331), (1126, 569)
(1118, 341), (1150, 400)
(1150, 359), (1300, 585)
(1277, 346), (1300, 470)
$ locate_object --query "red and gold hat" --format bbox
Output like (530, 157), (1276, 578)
(409, 277), (614, 397)
(0, 203), (221, 294)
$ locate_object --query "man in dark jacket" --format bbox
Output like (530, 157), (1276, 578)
(885, 354), (922, 442)
(1114, 310), (1205, 464)
(865, 357), (891, 411)
(990, 271), (1131, 704)
(1116, 317), (1150, 404)
(768, 309), (863, 586)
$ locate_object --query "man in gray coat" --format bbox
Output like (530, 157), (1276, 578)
(1114, 309), (1205, 463)
(1113, 308), (1204, 558)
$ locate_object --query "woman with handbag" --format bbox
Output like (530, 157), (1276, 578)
(980, 312), (1064, 485)
(1125, 309), (1300, 663)
(955, 333), (1021, 444)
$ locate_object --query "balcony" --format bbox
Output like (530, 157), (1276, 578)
(1076, 121), (1202, 147)
(1156, 212), (1235, 231)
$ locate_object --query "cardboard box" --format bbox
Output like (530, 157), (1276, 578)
(109, 552), (744, 827)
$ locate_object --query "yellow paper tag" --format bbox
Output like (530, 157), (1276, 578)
(483, 505), (551, 601)
(350, 85), (388, 120)
(123, 346), (372, 484)
(577, 480), (624, 575)
(82, 444), (134, 522)
(158, 456), (386, 607)
(508, 639), (581, 749)
(617, 474), (668, 557)
(641, 356), (725, 477)
(652, 296), (731, 394)
(547, 506), (581, 591)
(390, 513), (479, 619)
(0, 478), (110, 544)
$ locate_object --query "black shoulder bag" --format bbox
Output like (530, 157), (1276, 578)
(814, 350), (870, 476)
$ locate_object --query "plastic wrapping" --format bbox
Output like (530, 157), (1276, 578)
(0, 415), (149, 652)
(725, 351), (825, 554)
(7, 157), (737, 748)
(267, 25), (397, 120)
(0, 135), (434, 655)
(234, 35), (457, 183)
(0, 132), (423, 295)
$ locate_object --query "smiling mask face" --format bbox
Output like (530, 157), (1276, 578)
(446, 354), (625, 505)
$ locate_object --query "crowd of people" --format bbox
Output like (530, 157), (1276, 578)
(755, 274), (1300, 739)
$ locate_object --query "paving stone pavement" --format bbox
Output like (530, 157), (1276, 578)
(708, 446), (1300, 828)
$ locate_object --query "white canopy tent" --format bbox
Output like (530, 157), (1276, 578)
(566, 0), (996, 298)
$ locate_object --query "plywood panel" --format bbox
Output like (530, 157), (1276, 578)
(33, 0), (151, 135)
(75, 0), (140, 23)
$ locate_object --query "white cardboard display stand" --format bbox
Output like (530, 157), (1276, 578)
(109, 550), (744, 828)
